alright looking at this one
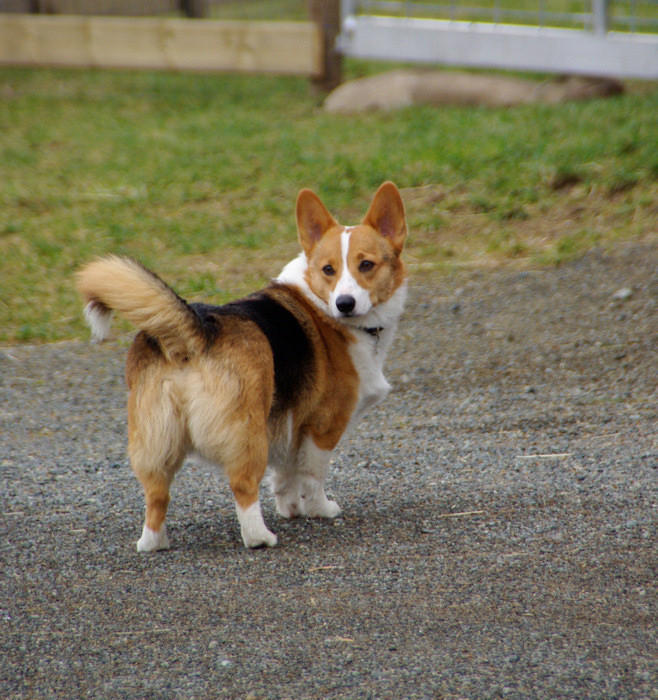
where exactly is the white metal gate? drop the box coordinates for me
[337,0,658,78]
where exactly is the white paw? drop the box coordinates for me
[299,480,341,518]
[242,527,278,549]
[275,494,301,519]
[136,524,170,552]
[236,501,278,549]
[306,498,342,519]
[276,491,341,519]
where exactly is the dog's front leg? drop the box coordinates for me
[273,436,341,519]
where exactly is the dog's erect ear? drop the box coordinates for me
[362,181,407,253]
[296,188,339,255]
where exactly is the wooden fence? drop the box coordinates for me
[0,1,192,15]
[0,1,342,81]
[0,13,323,76]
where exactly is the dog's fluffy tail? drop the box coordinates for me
[76,256,204,361]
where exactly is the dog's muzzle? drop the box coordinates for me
[335,295,356,315]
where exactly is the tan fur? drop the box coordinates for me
[298,181,407,309]
[76,256,204,362]
[125,316,276,521]
[119,284,358,538]
[77,183,406,551]
[265,285,359,451]
[361,181,407,254]
[346,225,407,305]
[296,189,339,253]
[302,225,347,305]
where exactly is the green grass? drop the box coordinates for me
[208,0,658,31]
[0,65,656,343]
[345,0,658,31]
[210,0,308,21]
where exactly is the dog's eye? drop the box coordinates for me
[358,260,375,273]
[322,264,335,276]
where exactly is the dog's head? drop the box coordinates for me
[296,182,407,320]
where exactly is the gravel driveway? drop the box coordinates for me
[1,242,656,699]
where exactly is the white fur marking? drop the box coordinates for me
[344,281,408,424]
[136,523,170,552]
[236,501,278,548]
[83,302,113,342]
[328,230,372,318]
[272,437,341,519]
[276,253,330,315]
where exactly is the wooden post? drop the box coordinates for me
[308,0,342,92]
[180,0,207,18]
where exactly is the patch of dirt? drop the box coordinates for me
[1,239,656,699]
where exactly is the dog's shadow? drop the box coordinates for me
[163,494,446,556]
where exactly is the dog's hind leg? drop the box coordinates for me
[128,379,186,552]
[135,471,176,552]
[228,434,278,549]
[185,350,278,549]
[190,407,277,549]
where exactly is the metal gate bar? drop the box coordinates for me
[338,0,658,77]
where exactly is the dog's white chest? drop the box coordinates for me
[349,330,393,420]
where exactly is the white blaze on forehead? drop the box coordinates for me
[328,227,372,317]
[340,230,351,277]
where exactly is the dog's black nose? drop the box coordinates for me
[336,295,356,314]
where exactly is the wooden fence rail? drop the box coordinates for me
[0,14,323,76]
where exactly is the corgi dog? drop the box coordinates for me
[76,182,407,552]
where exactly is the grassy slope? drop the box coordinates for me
[0,66,656,343]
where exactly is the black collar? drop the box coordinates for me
[359,326,384,338]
